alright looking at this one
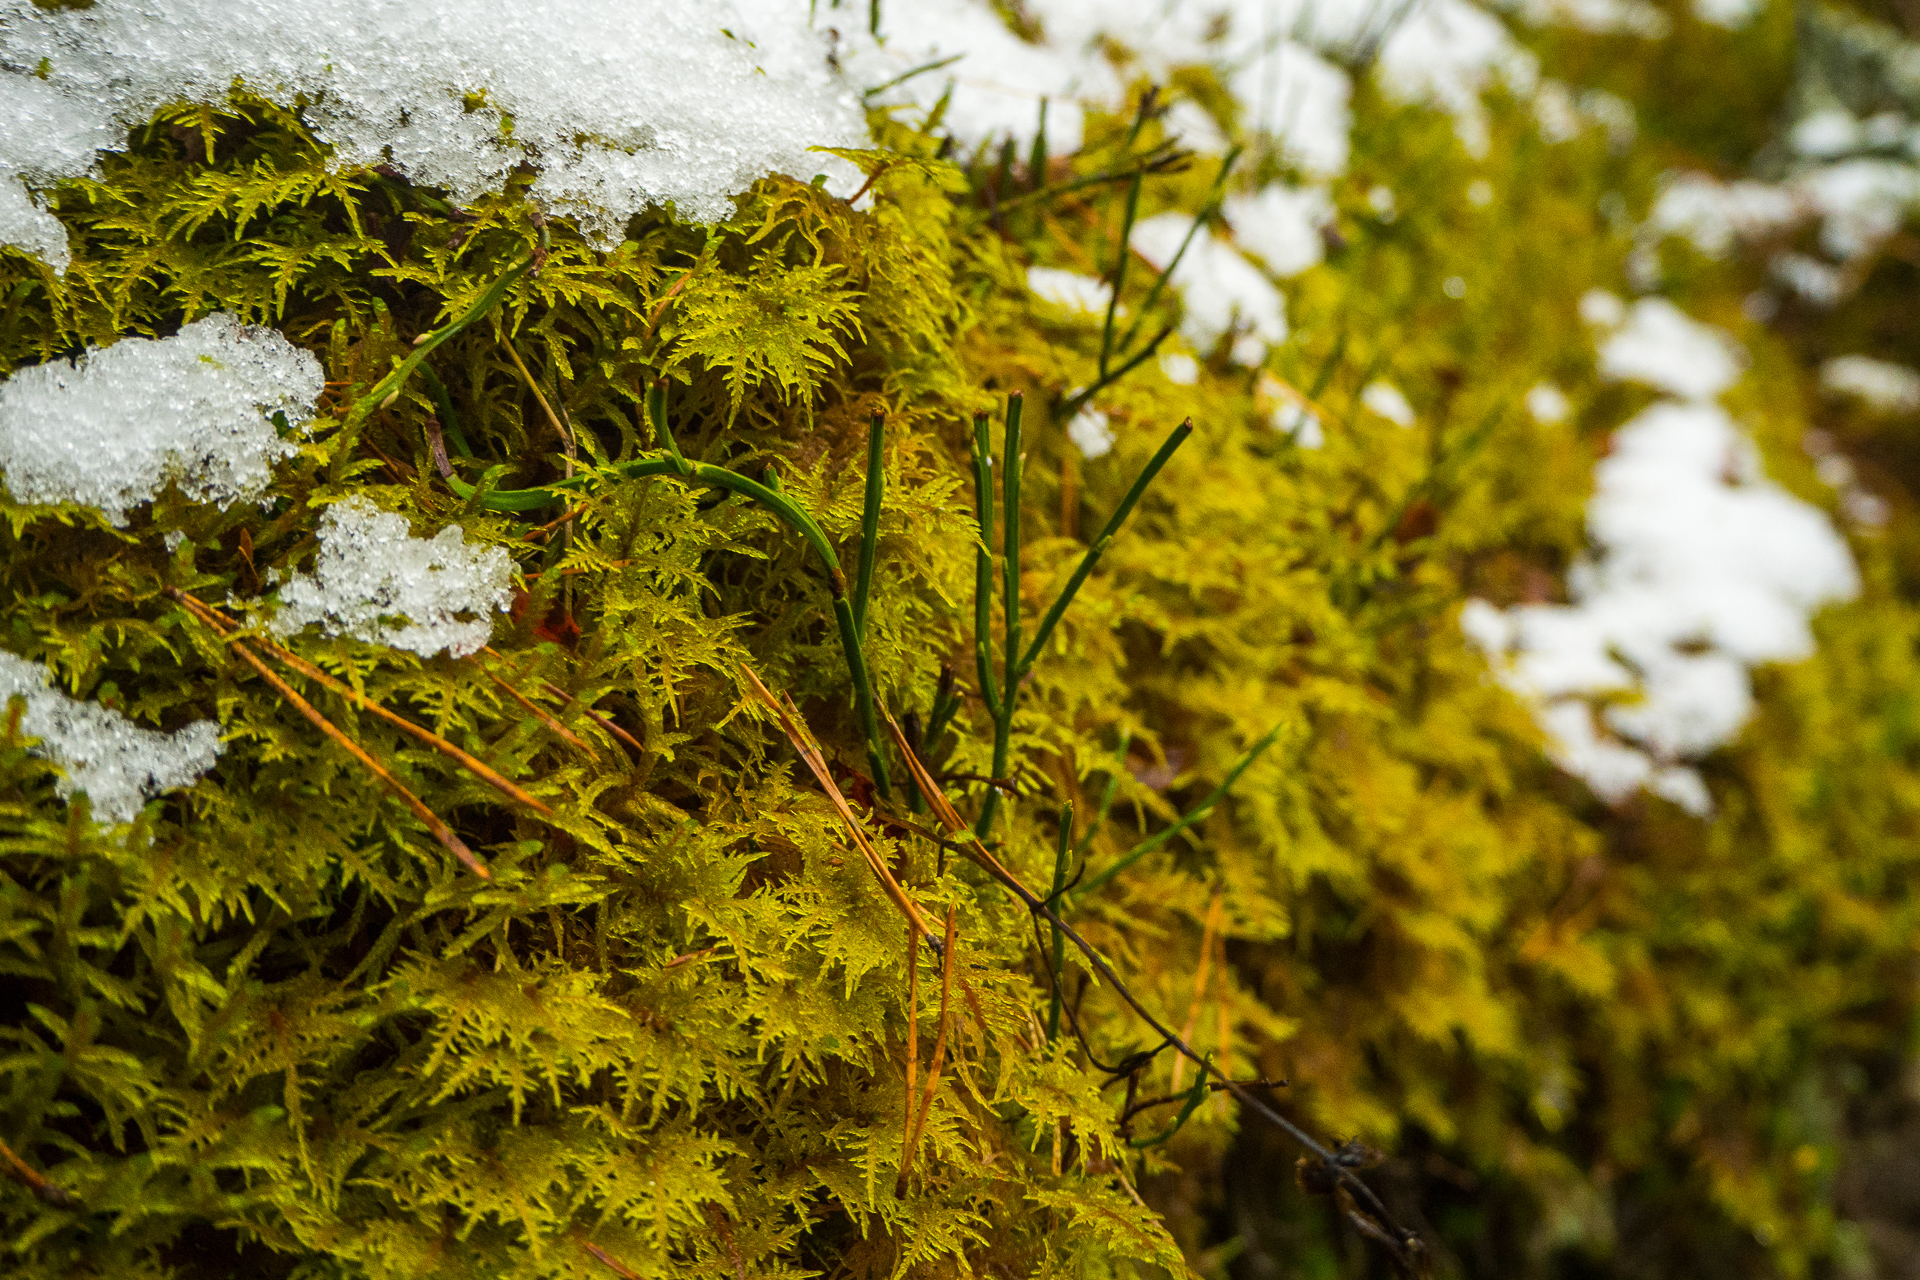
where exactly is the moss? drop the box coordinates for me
[0,32,1916,1280]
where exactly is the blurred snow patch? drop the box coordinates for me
[1067,408,1114,459]
[1592,296,1742,401]
[1225,184,1334,278]
[0,650,222,824]
[1362,381,1415,427]
[1133,214,1287,365]
[272,498,514,659]
[1027,267,1113,314]
[1822,355,1920,415]
[1526,382,1571,424]
[0,312,321,525]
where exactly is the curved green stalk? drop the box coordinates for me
[1074,722,1283,899]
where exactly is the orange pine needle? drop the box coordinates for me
[901,918,920,1194]
[474,650,596,755]
[172,591,552,817]
[1171,889,1224,1093]
[191,604,490,879]
[738,665,941,947]
[898,903,958,1196]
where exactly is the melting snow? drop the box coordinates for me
[0,650,222,824]
[1466,302,1858,814]
[1132,214,1287,366]
[1027,266,1113,314]
[0,312,322,525]
[271,498,513,659]
[0,0,868,269]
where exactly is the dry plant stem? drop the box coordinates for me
[474,649,596,755]
[738,665,940,949]
[0,1137,78,1209]
[897,903,957,1196]
[171,592,490,879]
[579,1240,641,1279]
[901,920,920,1191]
[172,592,552,816]
[881,714,1423,1271]
[537,679,644,755]
[1170,889,1224,1093]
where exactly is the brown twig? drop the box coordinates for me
[738,665,942,948]
[172,591,551,817]
[170,589,490,879]
[898,902,957,1196]
[474,649,596,755]
[579,1240,641,1279]
[0,1137,80,1209]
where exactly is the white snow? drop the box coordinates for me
[1224,184,1334,278]
[1648,174,1803,258]
[1822,355,1920,415]
[271,498,513,659]
[1362,381,1416,427]
[1527,383,1572,425]
[1159,353,1201,386]
[0,0,868,269]
[1027,266,1113,314]
[1067,407,1115,459]
[1467,298,1859,815]
[0,650,222,824]
[0,312,322,525]
[1132,213,1287,366]
[1591,295,1742,401]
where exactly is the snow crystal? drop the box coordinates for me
[0,0,868,269]
[0,650,221,824]
[1027,266,1113,314]
[0,312,322,525]
[1132,214,1287,366]
[1822,355,1920,415]
[1225,184,1334,279]
[1067,407,1115,459]
[271,498,513,659]
[1592,296,1742,401]
[1362,382,1416,427]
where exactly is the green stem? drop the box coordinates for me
[1075,723,1283,899]
[1018,419,1192,678]
[1113,147,1241,358]
[1098,175,1142,380]
[855,412,884,640]
[1073,729,1131,860]
[1056,321,1178,423]
[333,255,533,479]
[977,394,1022,838]
[971,414,1000,722]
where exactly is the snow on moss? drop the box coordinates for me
[1822,354,1920,415]
[1026,266,1113,314]
[0,651,222,824]
[0,0,867,269]
[1132,213,1287,366]
[1466,303,1859,814]
[270,498,513,659]
[0,312,322,525]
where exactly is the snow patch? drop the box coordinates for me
[271,498,514,659]
[0,0,868,269]
[0,313,322,525]
[1822,355,1920,415]
[1132,213,1287,366]
[0,650,222,824]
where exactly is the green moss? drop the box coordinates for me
[0,39,1916,1280]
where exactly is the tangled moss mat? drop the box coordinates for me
[1,33,1918,1280]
